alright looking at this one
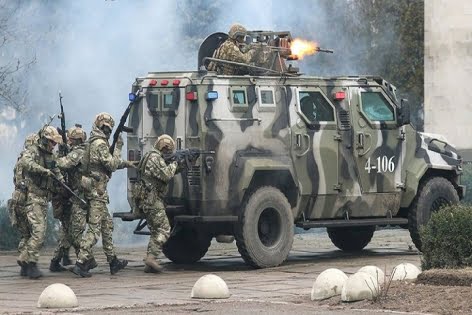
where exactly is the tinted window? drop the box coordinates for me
[361,92,394,121]
[147,94,159,113]
[163,93,173,109]
[260,90,274,105]
[233,90,246,105]
[299,91,335,122]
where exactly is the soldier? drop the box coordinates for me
[49,125,87,272]
[133,134,178,273]
[207,23,258,75]
[8,133,39,277]
[71,112,134,277]
[16,126,63,279]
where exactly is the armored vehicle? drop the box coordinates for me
[115,31,465,268]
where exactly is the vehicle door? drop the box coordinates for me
[290,87,339,219]
[349,86,403,214]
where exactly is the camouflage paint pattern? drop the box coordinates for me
[143,201,171,258]
[10,134,38,261]
[77,199,116,263]
[51,197,72,260]
[127,73,462,228]
[207,39,255,75]
[77,125,126,264]
[54,142,87,258]
[16,142,62,263]
[133,148,177,257]
[69,203,87,251]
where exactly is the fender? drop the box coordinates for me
[231,156,298,209]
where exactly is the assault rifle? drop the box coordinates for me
[58,92,68,156]
[163,149,215,170]
[51,176,88,208]
[110,90,142,155]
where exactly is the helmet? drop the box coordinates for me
[94,112,115,130]
[155,134,175,152]
[41,125,63,144]
[67,125,87,142]
[24,133,39,148]
[228,23,247,40]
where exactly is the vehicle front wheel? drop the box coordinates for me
[408,176,459,251]
[235,186,294,268]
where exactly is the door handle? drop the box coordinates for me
[357,132,372,156]
[176,137,182,150]
[296,134,311,157]
[358,133,364,148]
[296,134,302,147]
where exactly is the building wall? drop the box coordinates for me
[425,0,472,158]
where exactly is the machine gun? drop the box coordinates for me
[110,90,141,155]
[204,30,333,76]
[163,149,215,170]
[58,92,68,156]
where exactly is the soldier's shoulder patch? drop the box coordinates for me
[71,152,78,160]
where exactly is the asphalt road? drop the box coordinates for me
[0,229,421,314]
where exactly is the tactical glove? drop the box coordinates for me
[124,160,139,169]
[116,134,124,150]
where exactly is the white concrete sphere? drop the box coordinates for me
[357,265,385,285]
[341,272,380,302]
[391,263,421,281]
[37,283,78,308]
[191,274,230,299]
[311,268,348,301]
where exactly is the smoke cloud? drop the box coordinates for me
[0,0,402,211]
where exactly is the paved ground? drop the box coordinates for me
[0,229,421,314]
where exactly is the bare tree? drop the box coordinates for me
[0,0,36,113]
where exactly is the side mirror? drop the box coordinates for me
[398,99,411,126]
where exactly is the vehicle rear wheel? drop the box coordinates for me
[327,226,375,251]
[235,186,294,268]
[408,176,459,251]
[162,227,212,264]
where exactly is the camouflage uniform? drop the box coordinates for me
[208,23,256,75]
[134,134,178,273]
[8,133,39,276]
[50,125,87,271]
[72,112,131,277]
[16,126,63,279]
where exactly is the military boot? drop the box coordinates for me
[27,262,43,279]
[144,255,162,273]
[49,258,67,272]
[144,265,160,273]
[109,256,128,275]
[70,261,91,278]
[86,257,98,270]
[62,252,73,266]
[17,260,27,277]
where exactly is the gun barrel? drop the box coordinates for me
[316,47,334,53]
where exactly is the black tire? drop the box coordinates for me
[162,228,212,264]
[408,176,459,251]
[327,226,375,251]
[235,186,294,268]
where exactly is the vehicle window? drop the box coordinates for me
[233,90,247,105]
[147,93,159,113]
[260,90,274,105]
[299,91,335,122]
[361,92,394,121]
[163,93,173,109]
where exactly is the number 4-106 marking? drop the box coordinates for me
[365,156,395,174]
